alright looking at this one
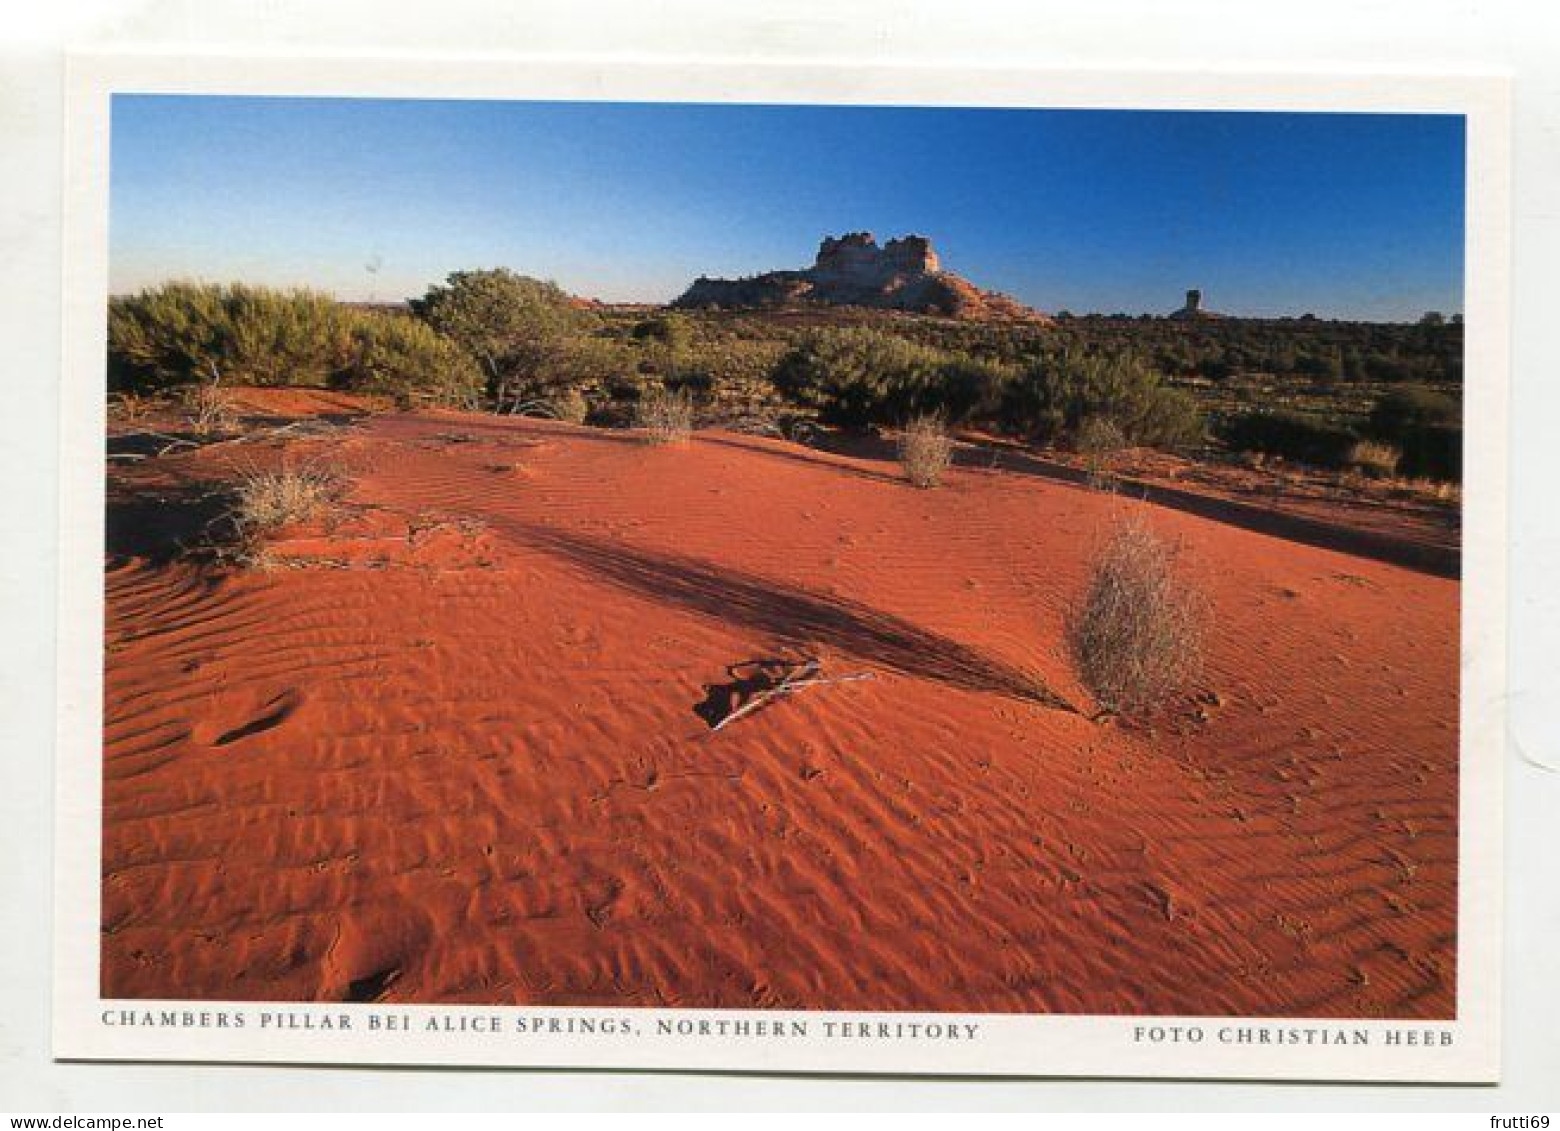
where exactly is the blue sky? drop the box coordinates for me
[110,96,1465,321]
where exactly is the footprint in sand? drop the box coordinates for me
[193,688,303,747]
[320,915,421,1004]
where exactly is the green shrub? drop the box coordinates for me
[109,282,350,390]
[411,268,595,410]
[1002,349,1203,450]
[545,387,590,424]
[771,327,1014,428]
[1367,387,1459,440]
[1396,423,1462,481]
[340,313,483,407]
[504,335,640,413]
[772,328,945,426]
[1221,410,1358,468]
[933,355,1013,424]
[1361,351,1427,383]
[1293,351,1343,381]
[1366,387,1462,482]
[630,313,694,354]
[108,283,483,408]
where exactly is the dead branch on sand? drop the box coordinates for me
[110,418,354,462]
[710,657,874,733]
[108,436,190,462]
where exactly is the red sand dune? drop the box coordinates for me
[103,396,1458,1017]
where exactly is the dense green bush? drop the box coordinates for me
[1221,410,1359,468]
[1367,386,1459,439]
[771,328,951,426]
[1293,351,1343,381]
[109,276,1463,466]
[878,311,1461,389]
[411,268,596,410]
[1395,424,1462,481]
[1356,350,1457,384]
[340,313,484,407]
[1002,349,1203,449]
[934,355,1013,424]
[109,282,349,390]
[545,336,641,388]
[671,339,787,392]
[1360,385,1453,477]
[772,331,1198,448]
[630,313,694,354]
[108,282,483,406]
[1366,387,1462,481]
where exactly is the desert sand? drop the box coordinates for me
[102,391,1458,1017]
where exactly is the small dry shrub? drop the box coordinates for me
[1069,510,1207,715]
[1075,416,1127,490]
[231,462,343,542]
[182,381,238,436]
[547,387,590,425]
[635,386,695,445]
[898,415,954,488]
[1392,476,1462,506]
[1348,439,1401,479]
[1074,416,1127,458]
[108,391,155,424]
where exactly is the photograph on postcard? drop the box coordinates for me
[55,63,1507,1079]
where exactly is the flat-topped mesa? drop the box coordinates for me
[813,232,940,280]
[673,232,1046,322]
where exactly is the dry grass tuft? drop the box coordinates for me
[231,462,343,543]
[108,391,155,424]
[898,415,955,488]
[635,386,696,445]
[182,381,239,436]
[1347,440,1401,479]
[1391,476,1462,506]
[1068,510,1207,715]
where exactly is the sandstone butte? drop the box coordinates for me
[672,232,1051,322]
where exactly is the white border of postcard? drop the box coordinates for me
[55,52,1510,1082]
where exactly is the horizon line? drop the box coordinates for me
[106,275,1465,326]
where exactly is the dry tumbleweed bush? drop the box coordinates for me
[231,462,343,539]
[635,386,696,445]
[1068,510,1207,715]
[182,381,239,436]
[1347,439,1401,479]
[898,415,955,488]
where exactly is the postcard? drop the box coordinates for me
[55,52,1509,1081]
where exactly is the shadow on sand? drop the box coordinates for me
[512,523,1079,713]
[696,433,904,486]
[106,479,232,565]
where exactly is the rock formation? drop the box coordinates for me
[673,232,1047,321]
[1169,288,1223,320]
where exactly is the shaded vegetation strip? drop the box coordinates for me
[963,442,1460,581]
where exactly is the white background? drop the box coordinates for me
[2,0,1557,1113]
